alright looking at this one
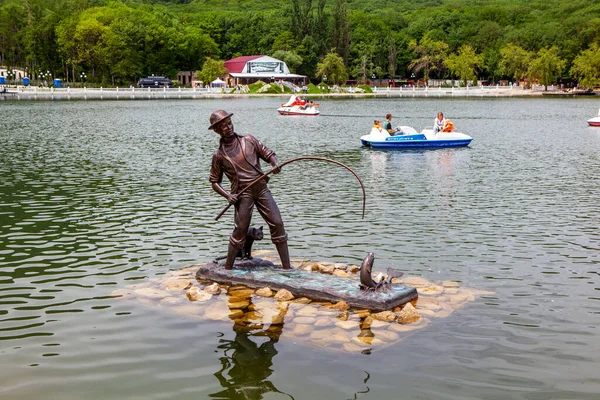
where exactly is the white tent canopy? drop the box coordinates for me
[210,78,226,88]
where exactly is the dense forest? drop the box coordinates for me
[1,0,599,87]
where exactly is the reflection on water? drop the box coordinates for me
[348,372,371,399]
[211,297,293,400]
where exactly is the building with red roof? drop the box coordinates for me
[223,55,306,87]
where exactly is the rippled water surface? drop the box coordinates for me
[1,97,599,399]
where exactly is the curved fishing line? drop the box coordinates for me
[215,156,366,221]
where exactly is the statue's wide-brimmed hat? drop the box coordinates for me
[208,110,234,130]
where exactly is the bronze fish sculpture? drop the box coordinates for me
[359,252,403,292]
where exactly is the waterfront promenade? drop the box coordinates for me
[0,84,563,100]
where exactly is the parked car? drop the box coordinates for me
[137,76,173,88]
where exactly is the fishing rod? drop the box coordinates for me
[215,156,366,221]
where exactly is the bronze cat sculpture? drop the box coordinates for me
[215,226,263,262]
[359,252,404,292]
[239,226,263,259]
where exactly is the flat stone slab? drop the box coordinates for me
[196,259,418,311]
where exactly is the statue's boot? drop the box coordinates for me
[224,243,240,270]
[275,242,291,270]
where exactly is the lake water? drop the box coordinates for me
[1,96,599,399]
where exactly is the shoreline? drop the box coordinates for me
[1,86,597,101]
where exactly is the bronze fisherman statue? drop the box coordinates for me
[200,116,416,310]
[208,110,291,270]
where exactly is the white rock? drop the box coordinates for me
[274,289,295,301]
[317,264,334,274]
[335,320,358,330]
[370,319,389,328]
[161,278,193,291]
[314,317,333,327]
[396,303,421,324]
[186,287,212,302]
[295,305,319,316]
[418,285,445,295]
[203,283,221,295]
[330,301,349,311]
[294,316,316,325]
[292,324,312,336]
[372,311,396,322]
[333,270,352,278]
[135,287,170,299]
[400,276,430,287]
[347,265,361,274]
[255,287,273,297]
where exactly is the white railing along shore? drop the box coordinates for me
[1,84,566,100]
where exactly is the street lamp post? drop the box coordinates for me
[372,73,376,86]
[39,71,50,86]
[323,74,327,92]
[80,72,86,86]
[42,71,51,87]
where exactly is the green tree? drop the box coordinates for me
[528,46,565,91]
[331,0,350,64]
[499,43,531,85]
[271,31,297,52]
[271,50,303,73]
[315,51,347,85]
[196,57,227,85]
[176,25,219,72]
[0,0,27,66]
[409,36,448,86]
[73,16,109,80]
[445,44,483,86]
[56,16,79,83]
[291,0,312,40]
[482,47,501,84]
[312,0,328,56]
[348,12,389,82]
[386,34,399,81]
[20,0,67,79]
[350,41,375,84]
[296,35,319,79]
[571,43,600,89]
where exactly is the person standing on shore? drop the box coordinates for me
[208,110,291,270]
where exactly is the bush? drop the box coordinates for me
[246,82,286,94]
[248,81,267,92]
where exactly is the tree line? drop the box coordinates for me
[1,0,599,88]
